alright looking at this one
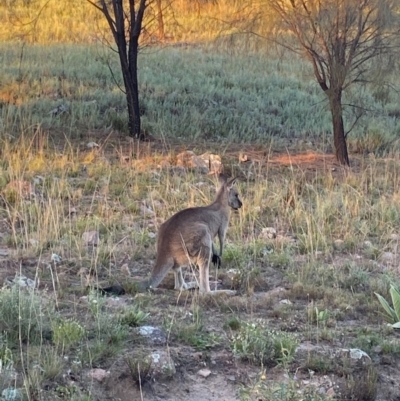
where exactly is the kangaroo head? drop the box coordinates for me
[225,177,242,210]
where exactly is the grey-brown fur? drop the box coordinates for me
[144,175,242,293]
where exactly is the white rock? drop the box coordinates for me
[137,326,167,345]
[1,388,23,401]
[51,253,62,263]
[150,351,176,379]
[86,142,99,149]
[349,348,371,360]
[197,368,211,378]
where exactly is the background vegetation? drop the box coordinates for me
[1,1,400,400]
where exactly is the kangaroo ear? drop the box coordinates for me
[227,177,238,188]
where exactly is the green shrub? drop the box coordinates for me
[231,320,298,366]
[52,318,85,351]
[119,306,150,327]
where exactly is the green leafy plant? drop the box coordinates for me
[231,320,298,366]
[375,285,400,327]
[52,318,86,351]
[119,305,150,327]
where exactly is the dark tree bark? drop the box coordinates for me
[87,0,147,140]
[329,91,349,166]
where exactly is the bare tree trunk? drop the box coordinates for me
[128,41,142,139]
[116,41,142,140]
[88,0,146,140]
[329,91,349,166]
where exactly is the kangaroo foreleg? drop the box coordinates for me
[211,243,221,268]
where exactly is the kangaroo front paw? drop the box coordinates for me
[212,254,221,268]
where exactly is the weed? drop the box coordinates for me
[231,320,298,366]
[176,325,221,351]
[119,305,150,327]
[239,371,330,401]
[224,316,241,331]
[375,284,400,327]
[126,351,153,385]
[52,318,86,352]
[0,286,52,346]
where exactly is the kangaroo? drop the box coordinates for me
[143,174,242,293]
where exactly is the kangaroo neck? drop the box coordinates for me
[210,189,230,214]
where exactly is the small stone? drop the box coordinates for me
[51,253,62,263]
[13,275,28,287]
[26,278,36,288]
[120,263,131,276]
[279,299,292,305]
[86,142,100,149]
[349,348,371,360]
[82,230,100,246]
[137,326,167,345]
[0,248,9,256]
[259,227,277,240]
[148,232,156,239]
[199,152,223,174]
[363,240,373,248]
[176,150,221,174]
[197,368,211,378]
[150,351,176,379]
[105,297,128,308]
[227,375,236,381]
[88,368,109,382]
[333,239,345,250]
